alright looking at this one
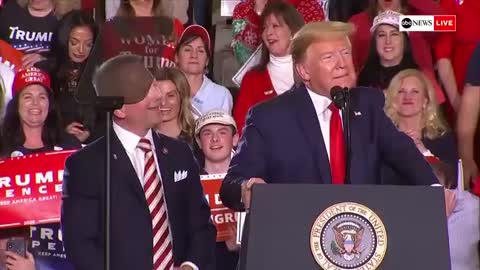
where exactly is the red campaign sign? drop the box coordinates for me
[200,174,236,242]
[0,150,75,229]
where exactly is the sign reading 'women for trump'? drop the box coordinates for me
[0,150,75,229]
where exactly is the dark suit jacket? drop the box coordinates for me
[220,84,438,211]
[382,132,458,186]
[61,131,216,270]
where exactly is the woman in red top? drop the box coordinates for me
[434,0,480,94]
[233,1,304,135]
[231,0,324,65]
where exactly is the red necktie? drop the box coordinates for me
[328,103,346,184]
[137,138,174,270]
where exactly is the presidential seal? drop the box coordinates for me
[310,202,387,270]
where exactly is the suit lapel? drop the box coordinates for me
[111,131,147,205]
[293,85,331,184]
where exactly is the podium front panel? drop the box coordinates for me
[242,184,450,270]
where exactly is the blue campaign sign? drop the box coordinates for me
[30,223,73,270]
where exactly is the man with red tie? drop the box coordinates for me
[61,55,216,270]
[220,21,440,211]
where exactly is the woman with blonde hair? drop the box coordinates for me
[154,67,195,145]
[383,68,458,185]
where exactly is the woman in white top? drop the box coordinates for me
[175,24,233,119]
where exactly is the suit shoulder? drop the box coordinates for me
[352,86,385,107]
[66,136,105,165]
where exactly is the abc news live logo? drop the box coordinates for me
[400,15,456,32]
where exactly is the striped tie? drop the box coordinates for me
[137,138,174,270]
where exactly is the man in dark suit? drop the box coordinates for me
[220,21,442,211]
[61,55,216,270]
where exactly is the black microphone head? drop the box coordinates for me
[330,86,346,109]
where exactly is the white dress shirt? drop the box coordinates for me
[306,87,338,161]
[112,122,199,270]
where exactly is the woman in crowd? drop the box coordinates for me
[233,1,304,135]
[176,25,233,118]
[433,0,480,121]
[349,0,444,72]
[101,0,184,70]
[0,68,80,158]
[434,0,480,95]
[54,10,97,143]
[357,10,445,104]
[154,67,195,146]
[231,0,324,65]
[383,69,457,185]
[0,0,74,71]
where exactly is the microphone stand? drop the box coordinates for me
[94,96,124,270]
[341,88,352,184]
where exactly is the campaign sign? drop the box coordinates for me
[201,174,237,242]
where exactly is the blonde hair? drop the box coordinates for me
[154,67,195,143]
[384,69,449,139]
[20,0,79,18]
[291,21,355,65]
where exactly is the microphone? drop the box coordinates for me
[330,86,348,109]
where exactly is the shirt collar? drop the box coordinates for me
[306,86,333,115]
[113,121,155,154]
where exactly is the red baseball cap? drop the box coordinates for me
[178,25,211,52]
[12,67,52,96]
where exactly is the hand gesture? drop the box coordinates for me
[66,122,90,143]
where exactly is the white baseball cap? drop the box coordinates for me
[370,10,402,33]
[195,110,237,136]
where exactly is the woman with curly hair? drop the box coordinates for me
[382,69,458,185]
[154,67,195,146]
